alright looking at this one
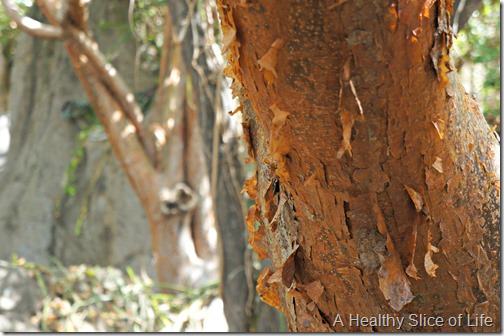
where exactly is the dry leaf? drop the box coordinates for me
[432,119,445,140]
[258,39,284,85]
[424,242,440,277]
[229,105,242,116]
[432,157,444,173]
[404,185,424,212]
[303,280,324,303]
[257,268,282,310]
[219,7,242,98]
[282,247,298,288]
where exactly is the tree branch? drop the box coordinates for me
[1,0,63,39]
[64,38,157,201]
[150,7,176,118]
[453,0,483,32]
[66,27,150,149]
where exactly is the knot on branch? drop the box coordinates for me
[159,182,198,216]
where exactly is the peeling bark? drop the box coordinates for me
[218,0,500,332]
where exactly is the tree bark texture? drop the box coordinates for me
[218,0,500,332]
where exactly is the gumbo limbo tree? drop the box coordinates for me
[3,0,499,332]
[217,0,500,332]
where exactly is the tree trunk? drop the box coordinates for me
[167,0,253,329]
[218,0,500,332]
[0,1,155,271]
[0,44,7,114]
[0,0,221,286]
[453,0,483,32]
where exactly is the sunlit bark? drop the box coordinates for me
[218,0,500,332]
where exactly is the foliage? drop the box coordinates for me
[128,0,167,74]
[10,256,219,332]
[454,0,500,124]
[0,1,33,59]
[60,100,99,201]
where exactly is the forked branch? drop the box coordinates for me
[2,0,156,164]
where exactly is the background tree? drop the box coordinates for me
[0,0,224,284]
[217,0,500,332]
[0,0,285,331]
[0,0,154,270]
[454,0,500,130]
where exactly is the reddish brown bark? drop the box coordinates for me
[219,0,499,332]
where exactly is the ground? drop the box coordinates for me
[0,258,228,332]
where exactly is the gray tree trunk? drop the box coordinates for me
[167,1,284,330]
[0,44,7,115]
[0,1,154,272]
[166,1,251,330]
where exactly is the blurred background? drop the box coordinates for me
[0,0,499,332]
